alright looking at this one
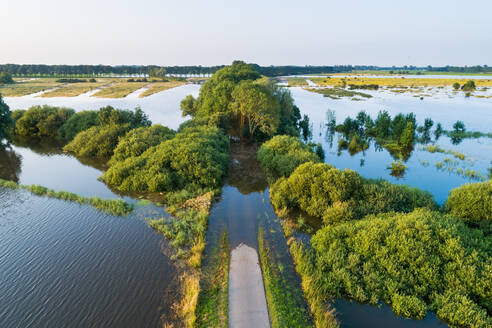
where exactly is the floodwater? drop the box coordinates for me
[0,140,179,328]
[4,83,201,130]
[290,87,492,204]
[1,81,487,327]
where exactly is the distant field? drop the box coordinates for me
[328,70,492,77]
[39,82,109,97]
[139,81,187,97]
[310,77,492,88]
[287,77,308,87]
[0,79,62,97]
[92,82,148,98]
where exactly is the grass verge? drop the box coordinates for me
[195,229,230,328]
[40,82,108,97]
[139,81,187,97]
[92,82,148,98]
[258,227,314,328]
[0,178,133,216]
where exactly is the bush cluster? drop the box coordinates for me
[445,181,491,223]
[13,105,75,137]
[307,208,491,327]
[257,135,321,180]
[271,162,435,224]
[102,126,229,193]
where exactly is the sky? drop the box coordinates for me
[1,0,491,67]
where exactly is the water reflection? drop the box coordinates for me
[0,146,22,182]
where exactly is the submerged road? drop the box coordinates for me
[229,243,270,328]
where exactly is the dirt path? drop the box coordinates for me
[229,243,270,328]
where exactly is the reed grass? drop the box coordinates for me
[40,82,108,97]
[92,82,148,98]
[0,178,133,216]
[0,79,62,97]
[139,81,187,97]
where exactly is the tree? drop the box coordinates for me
[453,120,466,134]
[461,80,476,91]
[453,82,460,90]
[180,95,197,117]
[148,67,167,79]
[399,121,415,149]
[0,72,14,84]
[0,95,14,145]
[230,81,280,138]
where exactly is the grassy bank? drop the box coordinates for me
[287,77,308,87]
[0,79,62,97]
[0,178,133,216]
[139,81,187,97]
[195,229,230,328]
[92,82,148,98]
[40,82,109,97]
[258,227,314,328]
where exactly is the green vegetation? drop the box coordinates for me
[387,160,407,178]
[348,83,379,90]
[306,208,491,327]
[257,135,322,180]
[13,105,75,137]
[461,80,476,91]
[0,95,14,144]
[445,181,491,223]
[92,82,148,98]
[287,77,308,87]
[63,106,151,158]
[102,126,229,193]
[0,78,62,97]
[195,230,230,328]
[0,72,14,84]
[40,81,107,97]
[271,162,436,225]
[55,78,87,83]
[57,110,99,141]
[109,124,175,163]
[306,87,371,99]
[0,178,132,216]
[422,144,466,160]
[258,227,313,328]
[180,61,301,140]
[138,81,186,97]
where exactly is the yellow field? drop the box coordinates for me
[139,81,187,97]
[92,82,148,98]
[310,77,492,88]
[0,79,62,97]
[39,82,110,97]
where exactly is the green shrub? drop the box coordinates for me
[102,126,229,193]
[257,135,321,180]
[0,95,14,143]
[0,72,14,84]
[110,124,175,163]
[57,110,99,141]
[14,105,75,137]
[271,162,436,224]
[445,181,491,222]
[63,124,130,158]
[308,208,491,327]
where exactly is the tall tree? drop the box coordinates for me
[0,95,14,145]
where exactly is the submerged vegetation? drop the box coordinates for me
[0,178,132,216]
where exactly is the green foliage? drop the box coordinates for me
[180,61,300,140]
[0,72,14,84]
[0,178,132,216]
[258,227,313,328]
[461,80,476,91]
[453,82,461,90]
[55,78,86,83]
[230,80,280,138]
[257,135,321,181]
[102,126,229,193]
[308,208,491,327]
[57,110,99,141]
[445,181,491,223]
[63,124,130,158]
[14,105,75,137]
[271,162,435,224]
[97,106,151,128]
[0,95,14,144]
[110,124,175,163]
[387,160,407,178]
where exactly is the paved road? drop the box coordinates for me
[228,243,270,328]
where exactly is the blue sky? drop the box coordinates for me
[1,0,491,66]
